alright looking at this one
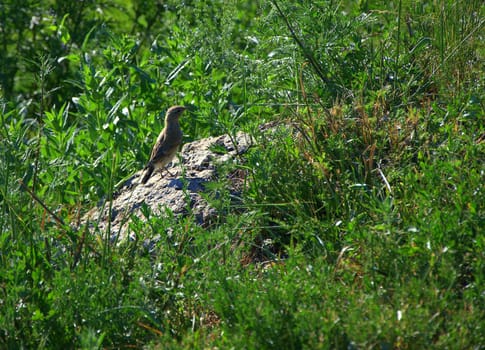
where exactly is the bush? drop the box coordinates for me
[1,0,483,348]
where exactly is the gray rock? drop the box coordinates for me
[81,132,253,242]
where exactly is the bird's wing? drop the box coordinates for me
[150,131,166,160]
[151,142,178,163]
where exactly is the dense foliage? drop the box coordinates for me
[1,0,483,348]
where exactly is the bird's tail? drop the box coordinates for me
[141,165,154,184]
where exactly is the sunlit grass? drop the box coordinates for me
[0,0,483,348]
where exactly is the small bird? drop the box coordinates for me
[141,105,186,184]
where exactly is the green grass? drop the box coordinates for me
[1,0,484,348]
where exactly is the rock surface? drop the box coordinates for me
[82,132,252,241]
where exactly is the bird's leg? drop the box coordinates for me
[159,167,175,177]
[165,168,175,177]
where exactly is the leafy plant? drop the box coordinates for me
[0,0,483,348]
